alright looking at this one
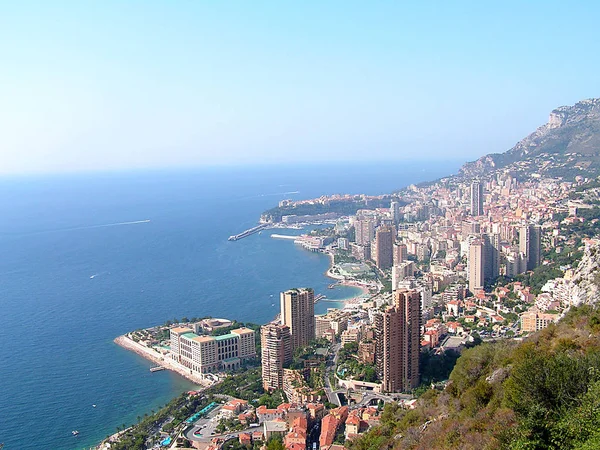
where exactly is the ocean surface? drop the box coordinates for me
[0,161,459,449]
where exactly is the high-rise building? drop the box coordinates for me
[519,224,541,271]
[373,312,384,380]
[280,288,315,350]
[393,243,408,265]
[470,180,484,216]
[376,289,421,392]
[391,261,415,290]
[390,201,401,225]
[462,220,481,238]
[468,239,485,291]
[355,219,375,246]
[261,323,292,391]
[337,237,349,251]
[374,226,394,270]
[529,225,541,270]
[483,233,501,281]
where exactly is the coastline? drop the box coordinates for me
[323,249,373,298]
[114,335,211,387]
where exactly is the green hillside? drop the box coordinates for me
[349,305,600,450]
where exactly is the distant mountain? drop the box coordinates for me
[460,98,600,179]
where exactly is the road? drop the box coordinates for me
[323,343,342,406]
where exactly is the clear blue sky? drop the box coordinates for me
[1,1,599,174]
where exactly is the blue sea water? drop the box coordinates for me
[0,162,459,449]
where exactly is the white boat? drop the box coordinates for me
[72,430,79,436]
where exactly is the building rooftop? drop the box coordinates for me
[231,327,255,335]
[214,333,237,341]
[264,421,288,432]
[192,335,215,343]
[171,327,193,334]
[181,332,198,339]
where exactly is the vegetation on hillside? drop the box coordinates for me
[262,197,398,222]
[348,304,600,450]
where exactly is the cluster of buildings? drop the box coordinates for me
[162,170,600,449]
[261,288,315,392]
[260,285,423,395]
[234,402,380,450]
[330,173,589,340]
[347,178,543,293]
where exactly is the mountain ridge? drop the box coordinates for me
[459,98,600,179]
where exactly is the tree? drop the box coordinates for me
[266,435,284,450]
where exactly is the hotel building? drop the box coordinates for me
[170,326,256,374]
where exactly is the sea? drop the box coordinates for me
[0,161,459,450]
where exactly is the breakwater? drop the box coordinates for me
[228,223,269,241]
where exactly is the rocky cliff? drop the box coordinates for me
[460,98,600,179]
[567,243,600,307]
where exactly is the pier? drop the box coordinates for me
[314,294,326,303]
[270,234,298,240]
[228,223,269,241]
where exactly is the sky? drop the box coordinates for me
[0,1,599,174]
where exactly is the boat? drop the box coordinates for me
[150,366,166,372]
[92,404,97,408]
[72,430,79,436]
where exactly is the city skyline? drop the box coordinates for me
[1,2,600,174]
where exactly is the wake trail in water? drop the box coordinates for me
[11,220,152,237]
[237,191,300,201]
[71,220,151,231]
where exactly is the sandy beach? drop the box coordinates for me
[324,250,374,298]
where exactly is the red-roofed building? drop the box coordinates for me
[284,416,308,450]
[361,407,378,421]
[423,329,440,347]
[252,431,264,442]
[330,406,349,423]
[256,405,284,423]
[319,414,339,448]
[344,412,367,440]
[238,411,255,425]
[306,403,326,422]
[446,299,461,317]
[238,433,252,446]
[446,321,464,334]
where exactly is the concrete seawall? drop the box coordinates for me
[114,335,210,386]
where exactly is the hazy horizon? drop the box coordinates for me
[1,1,599,174]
